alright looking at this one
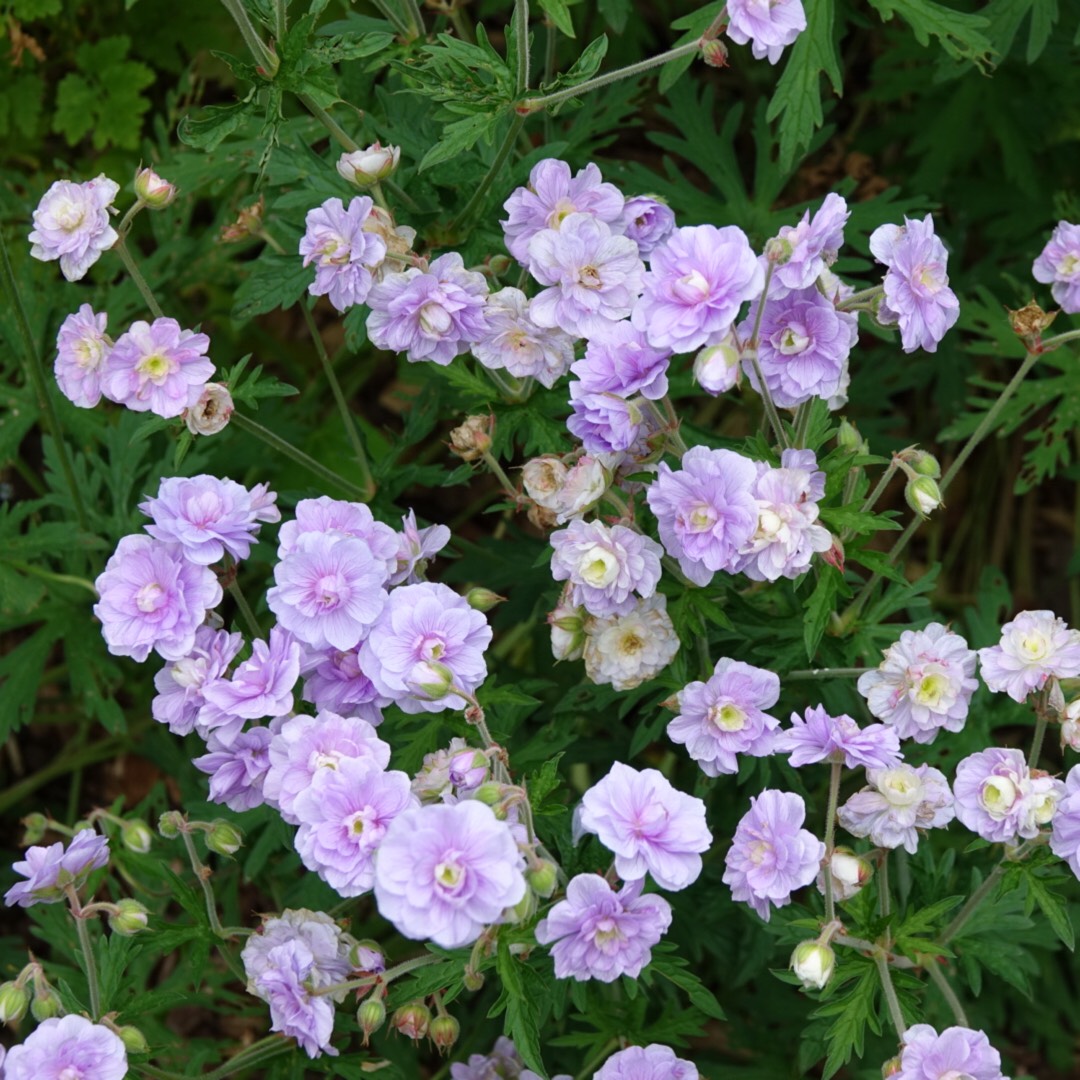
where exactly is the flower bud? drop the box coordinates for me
[764,236,793,265]
[121,819,154,855]
[817,846,873,901]
[548,603,586,662]
[392,1001,431,1040]
[184,383,234,436]
[157,811,184,838]
[905,475,944,518]
[1062,698,1080,751]
[1046,677,1066,720]
[554,455,608,522]
[466,587,505,612]
[522,455,569,510]
[220,196,265,243]
[693,333,741,396]
[821,534,845,573]
[205,820,243,857]
[21,812,48,844]
[430,1014,460,1054]
[336,143,400,187]
[488,254,513,276]
[406,659,455,701]
[527,859,558,899]
[350,940,385,973]
[0,980,29,1023]
[134,166,177,209]
[473,781,504,806]
[836,418,866,454]
[790,940,835,990]
[449,415,493,462]
[881,1056,903,1077]
[117,1024,149,1054]
[358,996,387,1044]
[449,748,489,791]
[903,449,941,478]
[699,36,728,67]
[510,889,538,923]
[30,984,61,1021]
[109,898,150,936]
[463,968,485,991]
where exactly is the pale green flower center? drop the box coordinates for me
[879,768,923,807]
[709,702,746,732]
[913,671,950,707]
[135,582,165,613]
[580,545,618,588]
[688,502,717,532]
[547,198,576,228]
[1060,254,1079,277]
[1032,792,1059,825]
[419,302,452,336]
[1018,631,1050,662]
[980,776,1018,817]
[54,197,86,232]
[434,860,464,888]
[74,337,105,370]
[136,352,172,382]
[777,327,810,355]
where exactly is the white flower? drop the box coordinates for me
[979,610,1080,703]
[583,594,679,691]
[336,144,400,187]
[837,763,954,854]
[523,456,569,510]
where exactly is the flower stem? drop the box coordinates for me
[878,850,891,921]
[218,0,280,75]
[792,401,812,449]
[300,304,376,500]
[1028,696,1050,767]
[272,0,287,41]
[230,412,369,498]
[574,1039,620,1080]
[835,284,884,312]
[1038,326,1080,352]
[448,114,526,232]
[298,94,360,152]
[179,829,227,939]
[743,264,790,451]
[874,948,907,1039]
[314,951,442,996]
[401,0,425,38]
[785,667,866,680]
[518,39,700,112]
[370,0,413,37]
[480,450,519,499]
[226,578,263,639]
[514,0,530,93]
[113,240,165,319]
[70,898,102,1019]
[0,228,90,533]
[823,761,842,923]
[922,958,969,1027]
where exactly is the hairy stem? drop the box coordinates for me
[226,578,263,639]
[823,761,842,923]
[923,958,969,1028]
[179,830,227,939]
[69,897,102,1019]
[1028,696,1050,767]
[448,114,526,231]
[298,94,360,152]
[314,951,442,996]
[743,264,790,450]
[113,240,166,319]
[874,948,907,1039]
[514,0,530,92]
[786,667,866,680]
[218,0,280,74]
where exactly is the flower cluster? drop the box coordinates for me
[953,747,1063,843]
[978,609,1080,703]
[4,829,110,908]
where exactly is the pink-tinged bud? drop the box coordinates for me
[700,37,728,67]
[184,383,234,436]
[449,415,494,461]
[555,455,609,522]
[0,980,29,1023]
[1046,677,1065,719]
[220,196,265,243]
[449,748,489,791]
[522,455,569,509]
[430,1014,460,1054]
[122,819,154,854]
[466,586,505,612]
[1062,698,1080,751]
[358,996,387,1044]
[817,846,873,900]
[765,236,793,265]
[790,940,835,990]
[406,659,455,700]
[205,819,243,857]
[134,166,177,209]
[881,1055,903,1077]
[336,143,400,187]
[109,898,150,936]
[392,1001,431,1040]
[350,940,385,972]
[693,333,740,396]
[822,534,845,573]
[905,475,943,517]
[21,812,48,844]
[488,254,513,276]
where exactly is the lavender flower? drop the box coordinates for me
[778,705,902,770]
[1050,764,1080,879]
[896,1024,1008,1080]
[94,535,222,662]
[54,304,112,408]
[3,1014,127,1080]
[367,253,488,365]
[202,626,301,721]
[722,789,823,921]
[594,1044,698,1080]
[621,196,676,258]
[726,0,807,62]
[451,1037,564,1080]
[267,532,388,651]
[101,317,214,418]
[858,623,978,743]
[535,874,672,982]
[472,287,576,388]
[294,757,417,896]
[567,383,656,455]
[668,658,781,776]
[193,727,273,812]
[277,496,399,578]
[571,322,671,400]
[953,747,1064,843]
[251,939,337,1057]
[583,594,680,691]
[299,195,387,311]
[528,213,645,340]
[978,609,1080,703]
[632,224,763,354]
[265,710,391,824]
[550,519,663,617]
[740,287,856,408]
[374,800,527,948]
[579,762,711,891]
[140,475,279,566]
[29,175,119,282]
[645,446,760,586]
[5,829,110,907]
[359,582,492,713]
[152,626,243,735]
[770,194,850,294]
[241,908,352,995]
[1033,220,1080,313]
[733,449,832,581]
[869,215,959,353]
[837,764,955,853]
[502,158,625,266]
[390,509,452,585]
[300,644,388,721]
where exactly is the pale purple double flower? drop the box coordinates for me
[549,519,663,617]
[620,195,676,257]
[472,286,577,388]
[3,1015,128,1080]
[152,625,243,735]
[193,726,273,812]
[978,609,1080,703]
[300,643,388,721]
[838,764,955,853]
[571,321,671,400]
[770,193,849,295]
[594,1044,698,1080]
[299,195,387,311]
[277,495,399,578]
[201,625,301,726]
[668,658,781,776]
[29,174,119,281]
[367,252,488,365]
[1050,764,1080,880]
[54,304,112,408]
[1033,220,1080,313]
[896,1024,1008,1080]
[390,509,452,585]
[778,704,902,770]
[5,828,110,907]
[567,381,659,455]
[726,0,807,64]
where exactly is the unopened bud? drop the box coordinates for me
[121,819,154,855]
[463,967,485,991]
[790,940,835,990]
[351,940,385,973]
[527,859,558,898]
[358,996,387,1044]
[764,236,793,265]
[336,143,400,187]
[109,898,150,936]
[205,820,243,857]
[882,1055,903,1077]
[134,166,177,209]
[21,812,48,844]
[392,1001,431,1041]
[1046,677,1066,720]
[474,781,504,806]
[902,449,941,478]
[1062,698,1080,751]
[822,534,845,573]
[449,415,493,461]
[693,333,741,396]
[449,748,489,791]
[0,981,29,1023]
[905,475,943,518]
[836,418,865,454]
[157,811,184,838]
[406,659,455,701]
[548,603,586,662]
[817,846,873,901]
[699,36,728,67]
[511,889,538,922]
[466,587,505,612]
[30,984,61,1021]
[430,1014,460,1054]
[220,196,265,243]
[184,383,234,436]
[488,254,513,276]
[117,1024,149,1054]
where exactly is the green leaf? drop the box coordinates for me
[420,112,502,172]
[527,752,566,811]
[538,0,576,37]
[867,0,995,68]
[11,0,62,18]
[493,936,546,1075]
[812,960,881,1079]
[178,95,258,151]
[645,953,726,1019]
[1026,0,1058,60]
[232,253,314,319]
[1023,871,1075,950]
[766,0,842,169]
[803,565,841,661]
[598,0,631,32]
